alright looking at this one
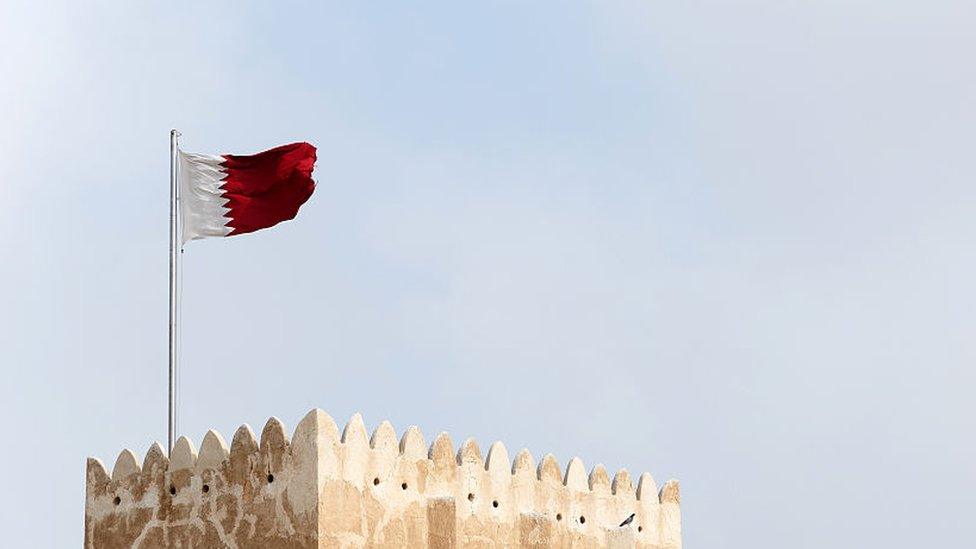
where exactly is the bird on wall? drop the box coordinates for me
[619,513,636,527]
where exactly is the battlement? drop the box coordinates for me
[85,409,681,548]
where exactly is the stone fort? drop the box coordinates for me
[85,408,681,548]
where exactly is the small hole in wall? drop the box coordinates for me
[401,482,408,490]
[113,496,121,506]
[373,477,380,486]
[638,526,643,533]
[202,484,210,494]
[169,486,176,496]
[556,513,562,521]
[467,493,475,502]
[492,500,499,508]
[267,474,275,483]
[579,516,586,524]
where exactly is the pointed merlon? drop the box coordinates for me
[660,479,680,504]
[485,441,510,478]
[168,436,197,472]
[370,420,398,454]
[537,454,562,484]
[457,438,483,466]
[143,442,169,474]
[86,457,110,487]
[291,409,339,475]
[398,425,426,458]
[112,449,141,481]
[637,472,659,502]
[230,424,258,457]
[612,469,633,496]
[197,430,229,471]
[260,417,289,455]
[228,425,259,482]
[428,432,455,467]
[293,409,340,450]
[564,457,588,491]
[341,413,369,447]
[588,464,611,493]
[512,448,535,475]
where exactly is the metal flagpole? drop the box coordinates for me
[168,129,180,455]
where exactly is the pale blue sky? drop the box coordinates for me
[1,1,973,547]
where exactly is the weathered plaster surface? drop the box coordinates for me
[85,409,681,548]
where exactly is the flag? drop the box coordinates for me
[179,142,317,244]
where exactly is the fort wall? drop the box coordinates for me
[85,408,681,548]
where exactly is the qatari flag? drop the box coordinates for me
[178,142,317,244]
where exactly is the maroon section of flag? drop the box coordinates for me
[221,142,317,237]
[179,142,317,243]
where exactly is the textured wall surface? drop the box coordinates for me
[85,409,681,548]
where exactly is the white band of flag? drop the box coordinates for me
[179,152,233,243]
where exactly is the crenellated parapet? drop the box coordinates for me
[85,409,681,548]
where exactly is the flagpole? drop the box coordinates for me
[168,129,180,455]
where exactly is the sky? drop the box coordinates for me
[1,1,973,547]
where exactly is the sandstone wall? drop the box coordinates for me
[85,409,681,548]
